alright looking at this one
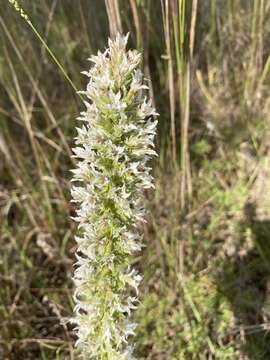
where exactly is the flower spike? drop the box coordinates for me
[71,33,158,359]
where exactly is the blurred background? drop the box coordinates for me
[1,0,270,359]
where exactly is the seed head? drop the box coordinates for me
[71,33,158,359]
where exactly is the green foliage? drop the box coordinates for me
[136,273,238,359]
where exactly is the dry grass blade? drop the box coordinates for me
[105,0,123,37]
[0,15,74,161]
[161,0,176,164]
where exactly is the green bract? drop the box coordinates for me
[71,34,158,359]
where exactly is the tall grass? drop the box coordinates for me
[2,0,270,359]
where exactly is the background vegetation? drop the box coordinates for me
[1,0,270,359]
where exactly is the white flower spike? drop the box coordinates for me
[71,33,158,359]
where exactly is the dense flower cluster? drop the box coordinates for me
[71,33,157,359]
